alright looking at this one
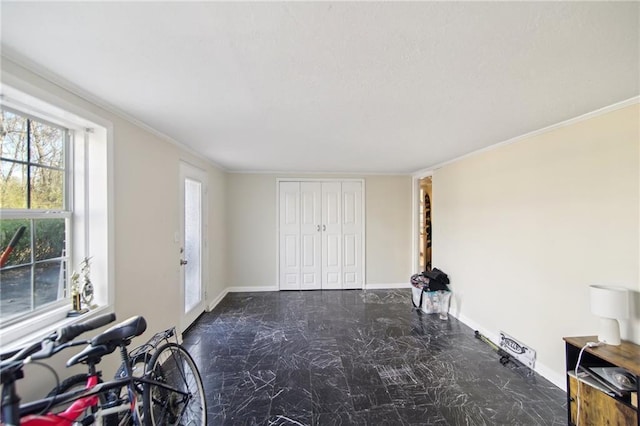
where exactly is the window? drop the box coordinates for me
[0,80,112,346]
[1,108,71,326]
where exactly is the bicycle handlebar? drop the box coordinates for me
[56,313,116,344]
[1,313,118,426]
[1,313,116,367]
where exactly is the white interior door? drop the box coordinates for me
[341,182,363,289]
[179,162,207,331]
[300,182,322,289]
[322,182,342,289]
[279,182,301,290]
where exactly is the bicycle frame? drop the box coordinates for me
[1,313,117,426]
[16,371,191,426]
[2,321,195,426]
[19,375,100,426]
[89,375,190,426]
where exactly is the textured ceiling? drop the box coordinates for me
[1,2,638,173]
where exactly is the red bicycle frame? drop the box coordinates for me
[19,375,99,425]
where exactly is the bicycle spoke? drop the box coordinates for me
[143,343,205,425]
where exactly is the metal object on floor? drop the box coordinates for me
[474,330,535,379]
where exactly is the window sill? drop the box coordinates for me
[0,304,113,354]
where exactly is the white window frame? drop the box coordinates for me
[1,108,73,327]
[0,77,114,350]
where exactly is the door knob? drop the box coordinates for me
[323,225,326,231]
[180,259,188,266]
[317,225,320,232]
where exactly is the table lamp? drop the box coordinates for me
[589,285,629,345]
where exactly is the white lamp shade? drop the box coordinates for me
[590,285,629,319]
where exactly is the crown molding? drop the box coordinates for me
[1,50,228,172]
[228,169,411,176]
[413,95,640,176]
[4,49,635,178]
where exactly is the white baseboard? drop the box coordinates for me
[534,361,566,392]
[365,283,409,289]
[207,289,229,311]
[225,284,409,291]
[452,312,566,391]
[227,285,279,293]
[209,284,407,305]
[206,285,279,311]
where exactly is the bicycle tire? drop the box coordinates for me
[142,343,206,425]
[46,374,113,422]
[46,374,93,399]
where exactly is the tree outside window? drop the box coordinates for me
[0,108,70,324]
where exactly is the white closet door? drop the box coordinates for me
[341,182,363,289]
[279,182,301,290]
[322,182,342,289]
[300,182,322,289]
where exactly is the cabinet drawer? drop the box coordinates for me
[568,375,637,426]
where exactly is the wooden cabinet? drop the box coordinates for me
[564,336,640,426]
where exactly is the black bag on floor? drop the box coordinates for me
[411,267,450,309]
[423,268,449,291]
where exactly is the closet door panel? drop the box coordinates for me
[322,182,342,289]
[300,182,322,289]
[279,182,301,289]
[342,182,363,289]
[279,180,364,291]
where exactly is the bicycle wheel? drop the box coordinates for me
[142,343,206,425]
[46,374,92,399]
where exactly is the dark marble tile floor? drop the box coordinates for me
[182,289,566,425]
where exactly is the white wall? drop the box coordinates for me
[111,125,227,331]
[365,175,413,284]
[432,103,640,388]
[226,174,412,288]
[1,58,228,399]
[208,166,228,305]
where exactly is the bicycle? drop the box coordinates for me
[39,315,151,426]
[1,313,117,426]
[2,315,207,426]
[53,326,205,425]
[78,318,207,425]
[47,324,156,425]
